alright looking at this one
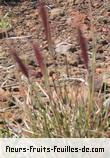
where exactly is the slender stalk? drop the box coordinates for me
[88,0,97,113]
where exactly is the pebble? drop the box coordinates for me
[55,41,73,54]
[50,8,64,19]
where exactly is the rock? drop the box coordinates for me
[50,8,65,19]
[94,75,103,92]
[103,74,110,86]
[55,41,73,54]
[0,88,10,102]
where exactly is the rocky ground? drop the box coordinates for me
[0,0,110,137]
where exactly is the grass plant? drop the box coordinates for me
[2,0,110,138]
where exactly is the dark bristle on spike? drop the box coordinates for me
[32,42,45,75]
[38,0,53,54]
[78,28,88,70]
[39,0,50,40]
[10,48,29,78]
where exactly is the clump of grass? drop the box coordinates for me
[0,13,12,30]
[0,127,14,138]
[7,0,110,138]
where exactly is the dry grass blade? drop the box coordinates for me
[9,48,29,78]
[78,27,88,70]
